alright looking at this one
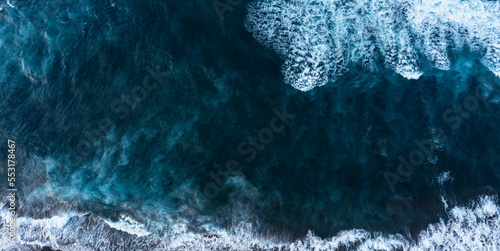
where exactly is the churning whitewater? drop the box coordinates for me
[0,195,499,250]
[246,0,500,91]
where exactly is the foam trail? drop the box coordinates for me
[103,215,151,237]
[245,0,500,91]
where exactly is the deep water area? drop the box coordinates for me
[0,0,500,250]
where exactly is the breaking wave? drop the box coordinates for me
[1,195,499,250]
[245,0,500,91]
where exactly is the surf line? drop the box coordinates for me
[203,106,296,198]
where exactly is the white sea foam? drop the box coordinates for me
[245,0,500,91]
[103,215,151,237]
[0,210,77,249]
[1,195,499,250]
[154,195,500,250]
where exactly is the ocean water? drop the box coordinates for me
[0,0,499,250]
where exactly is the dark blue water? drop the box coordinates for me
[0,0,500,250]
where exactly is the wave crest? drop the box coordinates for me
[245,0,500,91]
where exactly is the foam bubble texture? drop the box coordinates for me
[245,0,500,91]
[1,196,499,250]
